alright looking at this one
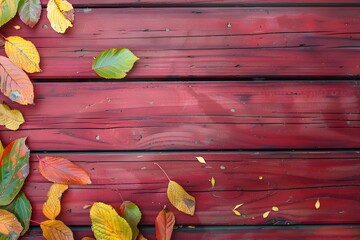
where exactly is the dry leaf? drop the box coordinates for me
[0,103,25,130]
[315,199,320,209]
[40,219,74,240]
[272,206,279,212]
[39,157,91,184]
[233,203,244,210]
[83,205,91,209]
[155,206,175,240]
[5,36,41,73]
[262,211,270,218]
[90,202,131,240]
[195,156,206,164]
[232,209,241,216]
[0,140,4,158]
[0,56,34,105]
[43,183,69,220]
[258,176,263,180]
[0,209,23,239]
[47,0,74,33]
[13,25,21,30]
[167,180,195,216]
[210,177,215,188]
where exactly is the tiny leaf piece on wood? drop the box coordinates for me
[0,0,20,27]
[5,36,41,73]
[315,199,321,209]
[40,220,74,240]
[43,183,69,220]
[90,202,132,240]
[38,156,91,184]
[263,211,270,219]
[92,48,139,79]
[0,137,30,206]
[0,103,25,130]
[18,0,42,28]
[0,56,34,105]
[47,0,74,33]
[120,201,142,240]
[195,156,206,164]
[210,177,215,188]
[0,209,23,239]
[167,180,195,216]
[0,191,32,236]
[155,206,175,240]
[232,203,243,216]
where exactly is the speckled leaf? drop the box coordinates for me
[18,0,41,28]
[0,191,32,236]
[0,0,20,27]
[120,201,141,240]
[40,220,74,240]
[155,206,175,240]
[0,137,30,206]
[167,180,195,216]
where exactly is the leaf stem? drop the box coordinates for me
[30,219,42,225]
[36,155,42,161]
[0,33,6,40]
[154,162,171,181]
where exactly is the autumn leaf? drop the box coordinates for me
[0,191,32,236]
[92,48,139,79]
[0,103,25,130]
[155,206,175,240]
[167,180,195,216]
[47,0,74,33]
[38,156,91,184]
[210,177,215,188]
[40,220,74,240]
[263,211,270,218]
[0,0,20,28]
[0,138,30,206]
[81,238,96,240]
[272,206,279,212]
[195,156,206,164]
[90,202,132,240]
[315,199,320,209]
[18,0,41,28]
[5,36,41,73]
[0,209,23,239]
[0,56,34,105]
[43,183,69,220]
[0,140,4,158]
[120,201,141,240]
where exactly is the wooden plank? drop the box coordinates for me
[1,81,359,151]
[25,151,360,225]
[23,226,360,239]
[2,8,360,78]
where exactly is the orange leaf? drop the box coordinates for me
[167,180,195,216]
[40,219,74,240]
[42,183,69,220]
[0,209,23,239]
[155,206,175,240]
[0,56,34,105]
[39,157,91,184]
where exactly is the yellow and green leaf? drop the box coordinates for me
[18,0,42,28]
[0,0,20,28]
[120,201,141,240]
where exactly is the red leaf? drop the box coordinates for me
[155,206,175,240]
[38,157,91,184]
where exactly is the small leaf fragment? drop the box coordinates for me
[81,238,95,240]
[92,48,139,79]
[0,209,23,239]
[120,201,141,240]
[232,209,241,216]
[0,103,25,130]
[233,203,244,210]
[272,206,279,212]
[210,177,215,188]
[195,156,206,164]
[13,25,21,30]
[258,176,263,180]
[167,180,195,216]
[315,199,320,209]
[42,183,69,220]
[262,211,270,219]
[47,0,74,33]
[155,206,175,240]
[40,219,74,240]
[83,205,91,209]
[18,0,42,28]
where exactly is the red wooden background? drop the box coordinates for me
[1,0,360,239]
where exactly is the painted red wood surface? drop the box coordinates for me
[1,8,360,78]
[1,81,359,151]
[23,226,360,240]
[25,151,360,225]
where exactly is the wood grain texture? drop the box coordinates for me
[22,225,360,239]
[1,81,359,151]
[1,8,360,78]
[25,151,360,225]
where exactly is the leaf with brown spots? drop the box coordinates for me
[167,180,195,216]
[43,183,69,220]
[0,209,23,239]
[155,206,175,240]
[40,220,74,240]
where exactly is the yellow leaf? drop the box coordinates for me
[0,209,23,239]
[90,202,132,240]
[233,203,244,210]
[262,211,270,218]
[232,209,241,216]
[210,177,215,188]
[315,199,320,209]
[5,36,41,73]
[42,183,69,220]
[0,140,4,158]
[0,103,24,130]
[13,25,21,30]
[40,220,74,240]
[47,0,74,33]
[195,156,206,164]
[167,180,195,216]
[272,206,279,212]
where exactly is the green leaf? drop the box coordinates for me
[0,0,21,28]
[18,0,42,28]
[0,233,10,240]
[120,201,141,240]
[0,138,30,206]
[92,48,139,79]
[0,191,32,235]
